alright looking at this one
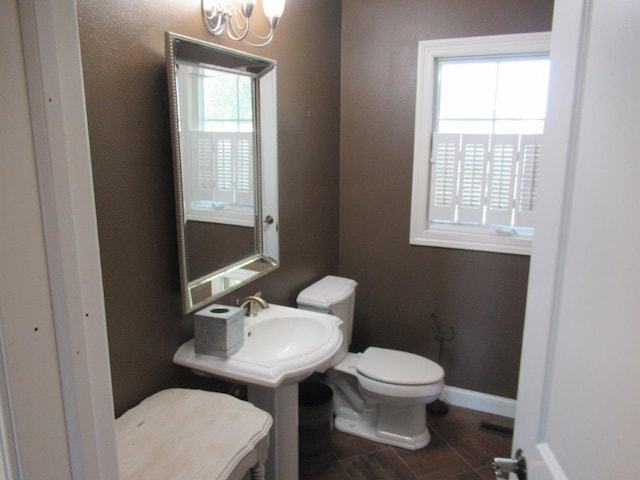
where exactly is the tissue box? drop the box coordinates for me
[194,304,245,357]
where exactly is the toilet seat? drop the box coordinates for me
[335,347,444,399]
[356,347,444,385]
[357,372,444,400]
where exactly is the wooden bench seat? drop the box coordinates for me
[116,389,272,480]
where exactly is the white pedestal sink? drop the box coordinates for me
[173,304,343,480]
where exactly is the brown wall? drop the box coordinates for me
[77,0,342,416]
[186,222,254,279]
[339,0,554,399]
[79,0,554,415]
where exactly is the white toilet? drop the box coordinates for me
[296,275,444,450]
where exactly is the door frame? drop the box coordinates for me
[513,0,593,477]
[10,0,120,478]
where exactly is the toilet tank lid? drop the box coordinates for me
[357,347,444,385]
[296,275,357,309]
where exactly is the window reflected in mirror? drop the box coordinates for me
[177,63,256,227]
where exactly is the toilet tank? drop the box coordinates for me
[296,276,357,358]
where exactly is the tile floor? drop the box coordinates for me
[300,404,514,480]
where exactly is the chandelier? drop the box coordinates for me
[202,0,286,48]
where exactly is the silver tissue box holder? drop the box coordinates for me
[194,304,245,357]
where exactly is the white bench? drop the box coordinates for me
[116,389,272,480]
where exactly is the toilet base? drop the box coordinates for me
[334,407,431,450]
[327,369,433,450]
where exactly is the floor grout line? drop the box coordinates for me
[387,446,420,480]
[441,433,478,471]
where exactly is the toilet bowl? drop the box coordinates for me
[296,276,445,450]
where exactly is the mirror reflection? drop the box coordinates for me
[166,32,279,314]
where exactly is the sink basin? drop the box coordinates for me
[173,304,343,387]
[174,304,343,479]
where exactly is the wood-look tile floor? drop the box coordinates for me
[300,404,513,480]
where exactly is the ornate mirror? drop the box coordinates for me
[166,32,279,314]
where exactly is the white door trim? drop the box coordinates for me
[510,0,640,478]
[0,317,19,479]
[537,443,570,480]
[17,0,120,478]
[512,0,590,456]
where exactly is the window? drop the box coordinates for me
[410,33,551,255]
[202,71,254,133]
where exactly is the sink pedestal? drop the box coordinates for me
[173,305,344,480]
[248,384,299,480]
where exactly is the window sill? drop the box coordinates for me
[410,224,532,256]
[185,204,254,227]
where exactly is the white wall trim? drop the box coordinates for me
[441,386,517,418]
[17,0,120,478]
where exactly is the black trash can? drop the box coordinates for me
[298,381,333,475]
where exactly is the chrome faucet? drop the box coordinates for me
[238,292,269,317]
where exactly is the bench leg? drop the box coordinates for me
[249,463,265,480]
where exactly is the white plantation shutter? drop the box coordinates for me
[213,134,235,203]
[458,135,489,223]
[235,133,254,206]
[428,133,542,229]
[191,132,216,204]
[429,133,460,222]
[515,134,542,228]
[190,131,255,206]
[486,134,519,226]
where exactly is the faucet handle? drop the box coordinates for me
[237,292,269,317]
[234,292,262,307]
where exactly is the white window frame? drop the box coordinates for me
[410,32,551,255]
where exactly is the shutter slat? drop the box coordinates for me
[235,132,254,206]
[191,132,216,204]
[515,134,542,228]
[486,134,519,226]
[214,134,235,203]
[429,133,460,223]
[458,134,488,223]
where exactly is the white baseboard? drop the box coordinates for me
[440,386,516,418]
